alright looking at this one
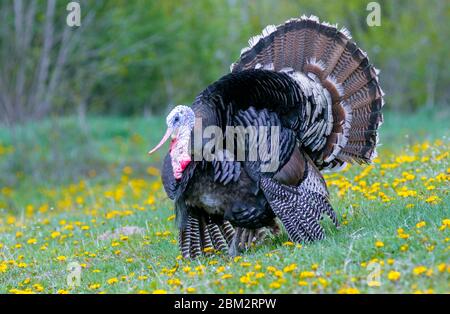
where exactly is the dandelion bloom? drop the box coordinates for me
[375,240,384,248]
[388,271,401,281]
[412,266,428,276]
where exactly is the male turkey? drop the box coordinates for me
[148,15,384,258]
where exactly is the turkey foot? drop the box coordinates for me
[228,227,269,256]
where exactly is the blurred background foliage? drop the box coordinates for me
[0,0,449,124]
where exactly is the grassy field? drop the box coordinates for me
[0,109,449,294]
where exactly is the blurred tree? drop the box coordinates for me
[0,0,104,124]
[0,0,448,124]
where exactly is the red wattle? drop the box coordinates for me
[179,158,191,171]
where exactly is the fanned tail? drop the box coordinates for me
[231,15,384,171]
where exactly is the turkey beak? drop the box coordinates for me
[148,128,173,155]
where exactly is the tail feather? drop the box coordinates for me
[179,213,235,259]
[231,15,384,170]
[188,216,202,257]
[180,217,192,258]
[330,42,366,83]
[208,222,228,251]
[219,221,235,245]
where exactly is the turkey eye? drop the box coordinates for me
[174,116,180,123]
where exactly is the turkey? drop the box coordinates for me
[148,15,384,258]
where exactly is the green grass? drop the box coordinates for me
[0,109,449,294]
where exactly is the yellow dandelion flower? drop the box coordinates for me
[375,240,384,248]
[274,270,283,278]
[269,282,281,289]
[27,238,37,245]
[152,289,167,294]
[182,266,191,273]
[283,264,297,273]
[318,277,328,287]
[0,263,8,273]
[299,271,315,279]
[9,289,35,294]
[395,155,416,163]
[387,271,401,281]
[56,256,67,262]
[425,195,441,204]
[107,277,119,285]
[168,278,182,286]
[397,228,410,239]
[221,274,232,280]
[338,287,360,294]
[412,266,427,276]
[416,221,426,228]
[437,263,446,272]
[146,195,156,205]
[6,216,16,225]
[240,275,251,284]
[266,266,277,273]
[255,272,265,279]
[33,284,44,292]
